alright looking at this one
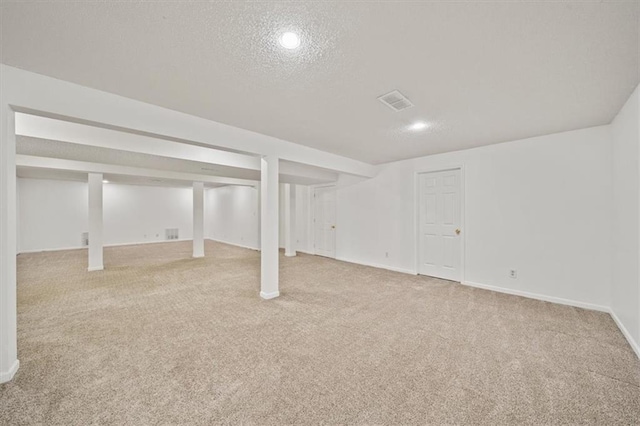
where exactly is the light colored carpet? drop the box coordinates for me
[1,240,638,425]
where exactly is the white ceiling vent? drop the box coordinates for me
[377,90,414,112]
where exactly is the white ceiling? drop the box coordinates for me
[2,1,638,164]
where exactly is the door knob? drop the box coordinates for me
[455,229,461,235]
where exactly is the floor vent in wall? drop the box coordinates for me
[81,232,89,247]
[165,228,179,240]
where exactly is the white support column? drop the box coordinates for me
[260,155,279,299]
[87,173,104,272]
[193,181,205,258]
[284,183,297,257]
[0,104,19,383]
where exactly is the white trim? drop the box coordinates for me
[18,238,194,254]
[18,245,86,254]
[336,256,417,275]
[0,360,19,384]
[414,165,466,283]
[208,238,260,251]
[461,280,609,312]
[608,309,640,359]
[284,252,297,257]
[87,266,104,272]
[448,278,639,359]
[260,291,280,300]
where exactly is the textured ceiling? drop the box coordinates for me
[2,1,638,164]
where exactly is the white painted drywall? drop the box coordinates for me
[18,178,88,252]
[15,180,304,254]
[104,183,193,246]
[336,126,613,309]
[295,185,312,253]
[611,85,640,353]
[17,179,195,252]
[206,185,260,250]
[0,91,18,382]
[207,183,312,253]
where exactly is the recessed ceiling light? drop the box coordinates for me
[409,121,429,131]
[102,180,109,184]
[279,32,301,49]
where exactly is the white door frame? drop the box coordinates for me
[414,165,466,282]
[311,184,337,258]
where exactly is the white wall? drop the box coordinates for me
[18,179,195,252]
[295,185,312,253]
[18,179,311,255]
[204,128,614,312]
[336,126,613,309]
[104,184,193,246]
[207,183,312,253]
[276,184,313,253]
[206,185,260,250]
[18,179,88,252]
[611,86,640,354]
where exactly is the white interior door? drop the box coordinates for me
[313,187,336,258]
[418,169,462,281]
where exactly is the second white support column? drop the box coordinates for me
[260,155,279,299]
[87,173,104,272]
[193,181,205,258]
[284,183,296,257]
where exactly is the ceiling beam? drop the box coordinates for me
[16,155,257,187]
[15,113,339,184]
[16,113,259,170]
[3,65,377,178]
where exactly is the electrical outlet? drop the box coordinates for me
[510,269,517,279]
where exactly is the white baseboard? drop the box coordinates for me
[104,239,192,248]
[18,245,85,254]
[87,265,104,272]
[260,291,280,300]
[207,238,259,251]
[335,256,417,275]
[461,280,610,312]
[0,359,19,383]
[608,309,640,359]
[207,239,313,255]
[18,238,193,254]
[284,252,297,257]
